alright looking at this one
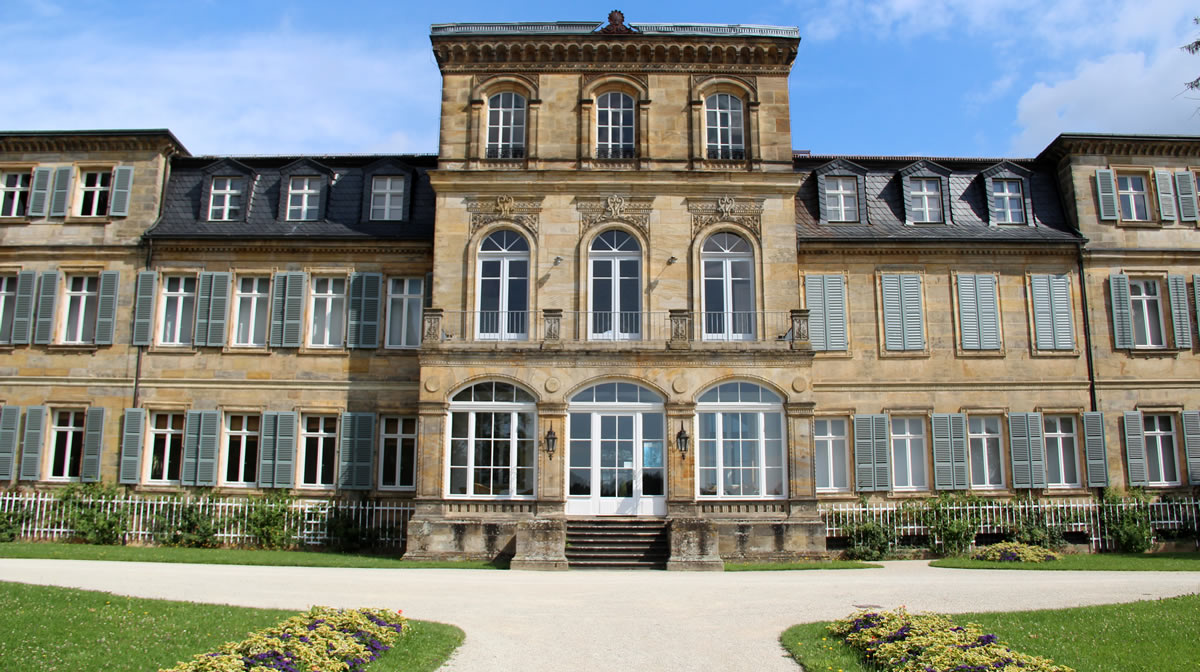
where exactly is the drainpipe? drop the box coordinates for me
[1076,242,1097,412]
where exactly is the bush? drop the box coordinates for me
[842,520,893,561]
[1110,517,1152,553]
[58,483,128,545]
[972,541,1059,563]
[0,509,26,542]
[245,492,297,550]
[153,500,219,548]
[323,506,391,553]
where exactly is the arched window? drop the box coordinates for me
[596,92,635,159]
[448,381,537,498]
[567,381,665,516]
[476,230,529,340]
[696,382,785,499]
[701,232,755,340]
[704,93,744,160]
[589,230,641,341]
[487,92,526,159]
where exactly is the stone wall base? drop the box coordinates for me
[667,518,724,570]
[715,519,829,561]
[510,518,569,570]
[402,517,518,562]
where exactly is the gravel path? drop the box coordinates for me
[2,559,1197,671]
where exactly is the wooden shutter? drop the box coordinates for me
[11,270,36,345]
[1181,410,1200,484]
[195,410,219,486]
[49,166,72,217]
[119,408,145,485]
[1195,276,1200,347]
[27,167,52,217]
[1154,170,1177,221]
[1095,169,1118,221]
[1009,412,1047,489]
[348,273,382,348]
[273,411,296,488]
[258,412,278,488]
[339,412,375,490]
[108,166,134,217]
[957,275,980,350]
[1167,275,1191,349]
[80,407,105,483]
[1175,171,1198,222]
[33,271,58,345]
[193,273,213,347]
[282,272,306,347]
[881,274,904,350]
[94,270,119,345]
[132,271,157,346]
[19,406,45,481]
[806,275,846,351]
[0,406,19,480]
[1123,411,1148,487]
[853,414,889,492]
[205,272,230,347]
[181,410,202,486]
[950,413,968,488]
[1081,411,1109,488]
[1049,274,1075,349]
[899,274,924,350]
[269,273,287,347]
[1109,273,1133,349]
[975,275,1000,349]
[932,413,954,489]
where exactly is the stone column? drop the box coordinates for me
[537,401,567,516]
[511,518,569,571]
[784,400,819,516]
[415,400,449,500]
[665,400,696,517]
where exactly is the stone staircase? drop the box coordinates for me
[565,518,670,569]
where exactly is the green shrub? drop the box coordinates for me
[972,541,1059,562]
[323,505,391,553]
[842,520,894,561]
[1111,517,1152,553]
[153,500,219,548]
[0,509,26,542]
[58,483,128,545]
[245,493,297,550]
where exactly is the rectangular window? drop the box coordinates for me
[992,179,1024,224]
[1143,414,1180,486]
[825,176,858,222]
[0,275,15,344]
[370,176,406,220]
[386,277,423,348]
[968,416,1004,488]
[379,415,417,489]
[890,416,927,490]
[309,277,346,347]
[1044,415,1080,487]
[814,418,848,492]
[209,177,245,221]
[62,275,99,344]
[224,413,260,485]
[910,178,943,223]
[233,276,269,347]
[148,412,184,483]
[50,409,86,480]
[159,275,197,345]
[1129,279,1166,348]
[301,414,337,488]
[287,176,320,221]
[1117,174,1150,221]
[0,171,31,217]
[77,170,112,217]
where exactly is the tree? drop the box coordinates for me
[1184,17,1200,91]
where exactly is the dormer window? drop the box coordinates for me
[208,177,245,221]
[705,93,744,160]
[596,92,635,159]
[900,160,952,226]
[287,176,320,221]
[909,178,942,223]
[825,177,858,222]
[487,92,526,159]
[992,180,1024,223]
[982,161,1034,226]
[370,177,406,220]
[815,159,869,225]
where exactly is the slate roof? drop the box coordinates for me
[794,155,1081,246]
[148,155,437,241]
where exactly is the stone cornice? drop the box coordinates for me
[0,132,186,156]
[1040,134,1200,163]
[796,242,1078,257]
[419,348,814,368]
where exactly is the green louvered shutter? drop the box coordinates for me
[1095,169,1118,221]
[94,270,119,345]
[1195,276,1200,345]
[1028,413,1046,488]
[49,166,73,217]
[348,273,382,348]
[27,167,52,217]
[1181,411,1200,484]
[1155,170,1176,221]
[205,272,230,347]
[282,272,306,347]
[1109,273,1133,349]
[976,275,1000,349]
[1175,171,1198,222]
[0,406,19,480]
[957,275,980,350]
[193,273,213,346]
[258,412,278,488]
[1123,411,1148,487]
[108,166,134,217]
[1009,412,1046,489]
[853,414,889,492]
[901,274,924,350]
[132,271,157,346]
[1167,275,1191,349]
[33,271,58,345]
[949,413,968,489]
[269,273,287,347]
[11,270,36,345]
[119,409,145,484]
[195,410,219,486]
[932,413,955,489]
[19,406,45,481]
[806,274,846,351]
[806,275,827,349]
[1082,411,1109,488]
[1030,275,1054,349]
[338,412,375,490]
[181,410,202,486]
[881,275,904,350]
[80,407,105,483]
[1049,274,1075,349]
[273,411,296,488]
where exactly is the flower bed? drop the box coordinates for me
[828,607,1074,672]
[161,606,407,672]
[972,541,1059,563]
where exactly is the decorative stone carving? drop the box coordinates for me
[789,309,810,350]
[687,195,765,241]
[542,308,562,341]
[473,73,540,99]
[422,308,444,342]
[467,195,544,238]
[582,72,648,88]
[597,10,637,34]
[575,194,653,237]
[691,74,758,98]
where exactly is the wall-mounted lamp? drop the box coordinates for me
[544,427,558,459]
[667,256,678,265]
[553,256,563,266]
[675,423,690,455]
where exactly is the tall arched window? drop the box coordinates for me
[487,92,526,159]
[567,381,665,516]
[701,232,755,340]
[705,93,744,160]
[596,92,635,159]
[696,382,785,499]
[589,230,641,341]
[477,230,529,340]
[447,381,537,498]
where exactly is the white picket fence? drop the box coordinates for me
[0,492,413,549]
[820,498,1200,552]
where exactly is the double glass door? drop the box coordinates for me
[567,411,665,516]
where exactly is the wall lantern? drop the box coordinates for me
[675,424,690,455]
[544,427,558,459]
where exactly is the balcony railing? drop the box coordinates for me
[485,146,526,159]
[594,146,637,160]
[705,147,746,160]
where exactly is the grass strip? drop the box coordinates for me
[725,560,881,571]
[0,541,505,569]
[931,552,1200,571]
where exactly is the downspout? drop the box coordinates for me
[1076,241,1097,412]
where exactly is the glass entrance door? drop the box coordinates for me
[567,409,666,516]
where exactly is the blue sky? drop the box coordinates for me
[4,0,1199,158]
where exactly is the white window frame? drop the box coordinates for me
[588,230,642,341]
[700,233,756,341]
[0,170,31,218]
[286,176,320,221]
[967,415,1005,489]
[378,415,418,490]
[308,276,346,348]
[385,277,423,349]
[909,178,943,223]
[208,177,245,221]
[223,413,260,487]
[486,92,527,159]
[48,408,86,481]
[695,383,787,500]
[704,93,745,160]
[475,230,530,341]
[1043,415,1081,488]
[814,417,849,493]
[992,179,1025,224]
[147,412,185,484]
[370,176,406,221]
[158,275,197,346]
[1143,414,1181,486]
[595,91,636,159]
[61,274,99,345]
[890,416,927,491]
[825,176,858,222]
[299,414,338,489]
[1117,173,1150,221]
[76,169,112,217]
[1129,278,1167,348]
[232,276,270,347]
[0,274,16,344]
[446,382,538,499]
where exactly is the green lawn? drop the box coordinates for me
[0,581,463,671]
[931,552,1200,571]
[781,593,1200,672]
[0,541,505,569]
[724,560,881,571]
